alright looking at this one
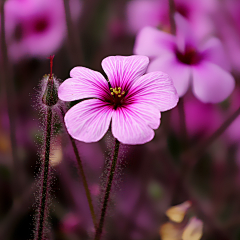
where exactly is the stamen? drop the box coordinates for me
[110,86,126,99]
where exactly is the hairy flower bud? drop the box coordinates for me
[41,55,60,107]
[42,74,59,107]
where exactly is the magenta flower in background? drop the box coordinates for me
[134,15,235,103]
[170,93,221,138]
[126,0,216,39]
[4,0,81,61]
[58,55,178,144]
[212,0,240,73]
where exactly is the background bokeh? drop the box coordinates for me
[1,0,240,239]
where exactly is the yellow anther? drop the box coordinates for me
[110,88,113,90]
[111,92,114,95]
[118,87,121,90]
[118,95,121,97]
[122,91,125,95]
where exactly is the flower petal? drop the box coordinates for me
[64,99,113,143]
[58,67,110,101]
[166,201,192,223]
[200,37,231,71]
[101,55,149,91]
[182,217,203,240]
[134,26,175,57]
[192,61,235,103]
[127,71,178,112]
[159,222,183,240]
[126,0,165,33]
[148,55,191,97]
[111,103,160,145]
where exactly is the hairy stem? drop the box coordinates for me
[60,107,97,228]
[95,139,120,240]
[36,108,52,240]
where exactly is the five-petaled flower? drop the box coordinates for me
[58,55,178,144]
[134,14,235,103]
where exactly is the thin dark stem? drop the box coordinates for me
[181,105,240,172]
[168,0,176,35]
[69,136,97,227]
[0,0,22,196]
[63,0,83,65]
[195,105,240,155]
[60,107,97,228]
[36,108,52,240]
[178,98,189,149]
[95,139,120,240]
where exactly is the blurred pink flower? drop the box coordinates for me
[126,0,216,39]
[60,213,81,233]
[212,0,240,73]
[171,94,221,138]
[4,0,81,61]
[58,55,178,144]
[134,15,235,103]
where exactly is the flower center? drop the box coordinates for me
[110,87,126,109]
[176,4,190,19]
[34,17,49,33]
[176,46,202,65]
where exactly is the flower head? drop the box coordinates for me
[58,55,178,144]
[134,15,235,103]
[127,0,216,39]
[4,0,81,60]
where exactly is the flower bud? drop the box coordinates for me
[42,74,59,107]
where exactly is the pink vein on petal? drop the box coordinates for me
[64,99,113,142]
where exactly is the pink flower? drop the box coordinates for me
[134,15,235,103]
[127,0,216,39]
[4,0,81,61]
[212,0,240,73]
[170,93,221,138]
[58,55,178,144]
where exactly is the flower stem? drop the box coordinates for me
[178,98,189,149]
[35,107,52,240]
[69,136,97,227]
[168,0,176,35]
[63,0,83,65]
[60,107,97,228]
[181,105,240,171]
[95,139,120,240]
[0,0,22,197]
[195,105,240,154]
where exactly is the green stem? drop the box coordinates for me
[36,108,52,240]
[95,139,120,240]
[60,107,96,228]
